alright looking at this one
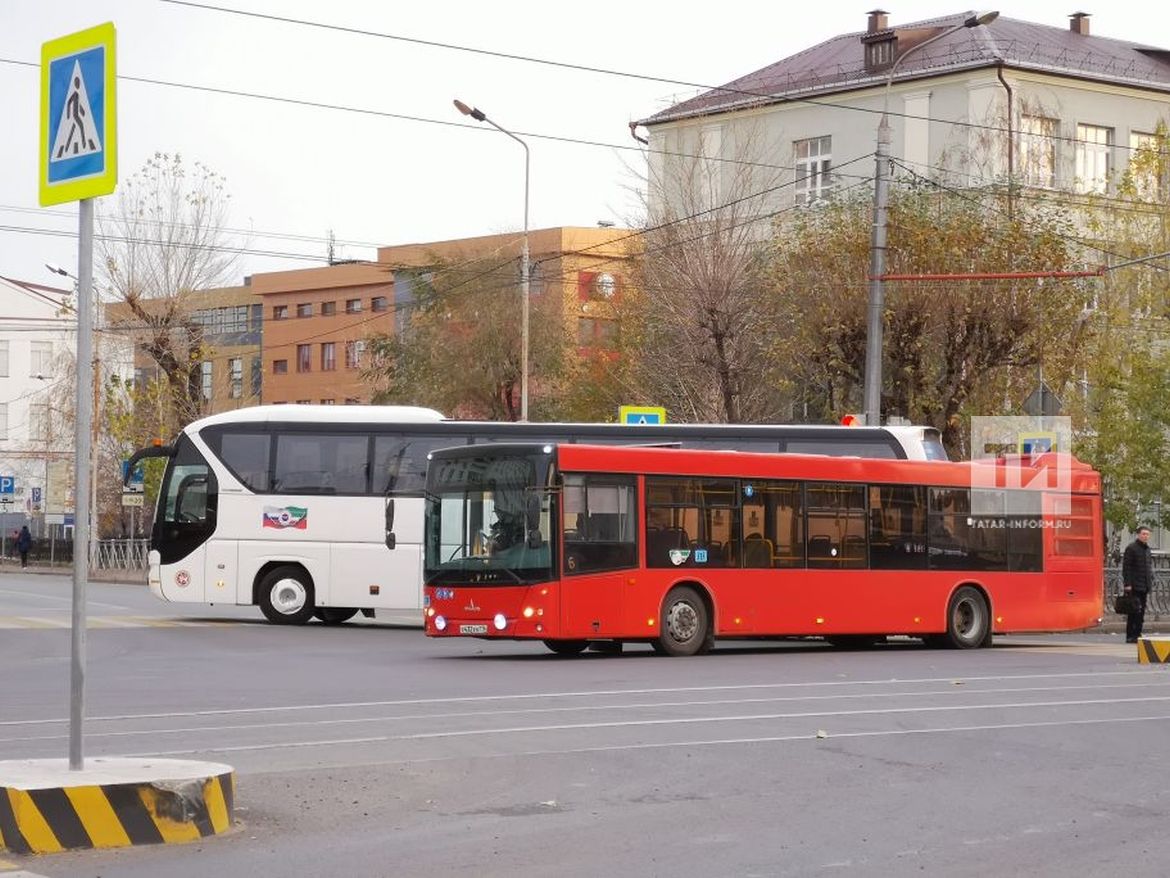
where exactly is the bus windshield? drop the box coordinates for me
[424,449,554,586]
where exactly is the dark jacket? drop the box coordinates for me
[16,527,31,552]
[1122,538,1154,593]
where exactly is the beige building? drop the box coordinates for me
[640,11,1170,217]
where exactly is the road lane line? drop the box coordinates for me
[3,680,1167,743]
[128,711,1170,760]
[2,668,1161,727]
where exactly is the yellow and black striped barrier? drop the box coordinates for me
[1137,636,1170,664]
[0,769,234,854]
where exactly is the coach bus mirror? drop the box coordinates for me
[526,493,543,549]
[385,498,396,550]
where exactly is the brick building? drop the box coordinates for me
[250,262,396,405]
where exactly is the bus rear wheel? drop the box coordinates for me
[543,639,589,656]
[258,566,316,625]
[656,586,711,657]
[314,608,358,625]
[942,586,990,649]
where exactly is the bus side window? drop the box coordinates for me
[562,474,637,574]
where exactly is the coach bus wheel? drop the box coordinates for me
[944,586,989,649]
[656,586,710,657]
[258,566,316,625]
[314,608,359,625]
[543,639,589,656]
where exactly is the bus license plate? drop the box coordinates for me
[460,624,488,635]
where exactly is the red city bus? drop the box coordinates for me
[418,443,1103,656]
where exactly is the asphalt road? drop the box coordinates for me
[2,572,1170,877]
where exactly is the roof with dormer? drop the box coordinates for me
[641,11,1170,126]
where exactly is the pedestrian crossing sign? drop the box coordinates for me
[619,405,667,425]
[39,22,117,206]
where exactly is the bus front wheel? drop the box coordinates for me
[258,566,316,625]
[656,586,711,657]
[942,586,990,649]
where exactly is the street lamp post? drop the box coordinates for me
[863,11,999,426]
[453,98,531,422]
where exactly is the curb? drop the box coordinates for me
[0,758,234,855]
[1137,636,1170,664]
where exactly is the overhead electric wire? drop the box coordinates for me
[158,0,1170,157]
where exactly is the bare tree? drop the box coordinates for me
[620,125,788,422]
[99,152,238,431]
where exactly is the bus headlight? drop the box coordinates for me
[434,615,447,631]
[493,613,507,631]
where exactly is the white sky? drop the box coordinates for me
[2,1,1167,289]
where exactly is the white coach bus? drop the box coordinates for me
[127,405,946,625]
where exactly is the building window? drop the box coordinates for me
[371,296,388,312]
[1020,115,1058,188]
[297,344,312,372]
[273,359,288,374]
[0,341,8,378]
[297,303,313,318]
[321,301,337,316]
[345,298,362,314]
[30,341,54,377]
[1129,131,1166,200]
[251,356,262,395]
[345,340,365,369]
[577,317,618,347]
[344,397,361,405]
[1075,124,1113,194]
[273,305,289,320]
[29,403,49,442]
[201,361,213,400]
[0,403,7,440]
[794,135,833,204]
[296,399,311,405]
[229,357,243,399]
[320,398,336,405]
[321,342,336,371]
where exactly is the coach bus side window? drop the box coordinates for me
[928,488,1007,571]
[741,481,803,568]
[869,485,927,569]
[375,435,449,494]
[806,483,867,569]
[274,433,370,494]
[562,474,637,574]
[216,431,271,492]
[645,477,739,568]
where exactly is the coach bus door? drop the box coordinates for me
[154,435,218,602]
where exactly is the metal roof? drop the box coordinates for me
[642,11,1170,126]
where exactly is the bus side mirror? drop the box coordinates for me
[526,493,542,549]
[385,497,396,550]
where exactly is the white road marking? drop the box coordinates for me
[2,680,1166,743]
[3,668,1161,727]
[133,712,1170,760]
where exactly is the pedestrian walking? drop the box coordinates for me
[16,525,32,569]
[1122,525,1154,643]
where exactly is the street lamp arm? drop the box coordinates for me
[881,12,999,118]
[452,97,532,421]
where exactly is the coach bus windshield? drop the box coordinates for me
[424,449,554,586]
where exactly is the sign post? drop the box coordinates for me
[40,21,117,772]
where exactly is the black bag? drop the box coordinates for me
[1114,593,1141,615]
